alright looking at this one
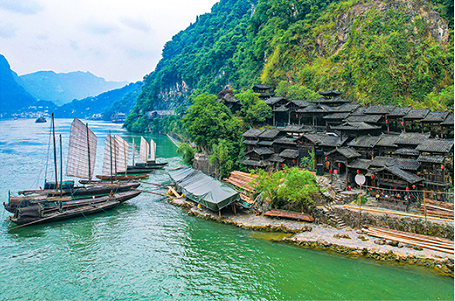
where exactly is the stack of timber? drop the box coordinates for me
[364,226,454,254]
[264,209,314,222]
[419,199,454,220]
[223,171,258,205]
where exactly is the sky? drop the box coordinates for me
[0,0,218,83]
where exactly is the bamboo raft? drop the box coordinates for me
[364,226,454,254]
[264,209,314,222]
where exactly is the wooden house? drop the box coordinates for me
[242,128,265,152]
[420,111,450,137]
[296,104,332,128]
[387,106,411,132]
[326,147,362,176]
[330,121,382,138]
[403,108,430,132]
[252,84,275,99]
[440,114,453,138]
[375,133,399,156]
[301,133,348,167]
[347,135,380,159]
[241,147,274,169]
[394,132,430,149]
[257,128,281,150]
[264,97,289,126]
[220,94,242,113]
[312,90,351,107]
[286,100,311,124]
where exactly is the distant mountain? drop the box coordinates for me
[55,82,142,119]
[17,70,128,105]
[0,54,56,116]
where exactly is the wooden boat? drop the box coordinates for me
[96,174,148,181]
[4,182,140,213]
[264,209,314,222]
[10,190,141,227]
[123,137,167,173]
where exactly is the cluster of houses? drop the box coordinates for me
[231,86,453,195]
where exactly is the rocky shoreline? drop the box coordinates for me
[168,196,454,277]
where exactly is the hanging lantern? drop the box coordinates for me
[441,164,445,170]
[401,121,404,126]
[298,140,301,143]
[357,169,360,174]
[394,187,396,190]
[368,187,372,191]
[412,185,416,189]
[292,159,295,163]
[282,164,284,168]
[371,174,374,179]
[325,157,328,161]
[338,163,341,167]
[329,169,332,174]
[296,114,299,118]
[386,119,389,124]
[334,170,338,175]
[406,187,409,191]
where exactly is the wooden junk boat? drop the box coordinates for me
[5,116,142,226]
[168,166,240,212]
[124,137,167,174]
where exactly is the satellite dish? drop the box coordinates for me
[355,174,366,185]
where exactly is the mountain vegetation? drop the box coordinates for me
[125,0,453,134]
[0,54,56,116]
[55,82,142,119]
[16,70,128,105]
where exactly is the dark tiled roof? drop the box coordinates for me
[264,97,287,105]
[376,133,399,147]
[377,166,423,184]
[319,90,343,97]
[345,114,382,123]
[267,154,285,163]
[288,100,311,108]
[258,128,281,139]
[245,147,274,156]
[348,135,380,148]
[278,125,305,133]
[421,111,450,123]
[273,105,289,112]
[404,108,430,120]
[416,139,454,153]
[279,149,299,159]
[242,128,265,138]
[222,94,240,103]
[417,155,445,164]
[243,140,258,146]
[388,106,412,117]
[327,147,362,159]
[297,104,332,113]
[347,159,372,169]
[240,159,270,167]
[370,156,395,168]
[330,103,361,113]
[313,97,351,104]
[364,105,396,115]
[323,112,351,120]
[394,132,430,146]
[252,84,271,90]
[257,140,274,147]
[331,122,382,131]
[350,107,366,116]
[395,148,420,156]
[441,114,454,126]
[396,158,420,171]
[274,136,297,145]
[303,133,347,147]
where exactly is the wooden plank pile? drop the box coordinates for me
[419,199,454,220]
[223,171,257,193]
[364,226,454,254]
[264,209,314,222]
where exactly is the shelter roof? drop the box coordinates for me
[243,140,258,146]
[296,104,332,113]
[350,107,367,116]
[288,100,311,108]
[345,114,382,123]
[364,105,396,115]
[348,135,380,148]
[258,128,281,139]
[403,108,430,120]
[257,140,274,147]
[242,128,266,138]
[323,112,351,120]
[416,139,454,153]
[274,136,297,145]
[395,148,420,156]
[441,114,454,126]
[375,133,399,147]
[388,106,412,118]
[264,96,287,106]
[394,132,430,146]
[417,155,444,164]
[245,147,274,156]
[330,103,361,113]
[222,94,240,103]
[252,84,272,90]
[330,122,381,131]
[421,111,450,123]
[375,166,423,184]
[347,159,372,170]
[273,105,289,112]
[279,149,300,159]
[370,156,420,171]
[267,154,285,163]
[303,133,347,147]
[327,147,362,159]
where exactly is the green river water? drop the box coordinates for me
[0,119,453,300]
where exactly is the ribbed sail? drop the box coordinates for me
[102,133,116,176]
[115,136,129,173]
[140,136,149,162]
[67,118,97,179]
[150,139,156,162]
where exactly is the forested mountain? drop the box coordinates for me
[125,0,453,132]
[0,54,56,116]
[55,82,142,119]
[16,70,128,105]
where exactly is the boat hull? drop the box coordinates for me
[96,174,149,181]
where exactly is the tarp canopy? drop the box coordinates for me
[168,167,239,211]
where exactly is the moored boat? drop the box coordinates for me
[35,116,47,123]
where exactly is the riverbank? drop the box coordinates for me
[168,196,454,277]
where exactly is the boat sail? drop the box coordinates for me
[67,118,97,179]
[101,133,130,177]
[149,139,156,163]
[140,136,149,163]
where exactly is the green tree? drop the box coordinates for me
[176,143,195,166]
[235,90,272,125]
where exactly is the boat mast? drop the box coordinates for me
[52,113,58,190]
[109,131,113,184]
[86,123,91,183]
[60,134,63,197]
[132,139,135,166]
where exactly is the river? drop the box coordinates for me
[0,118,453,300]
